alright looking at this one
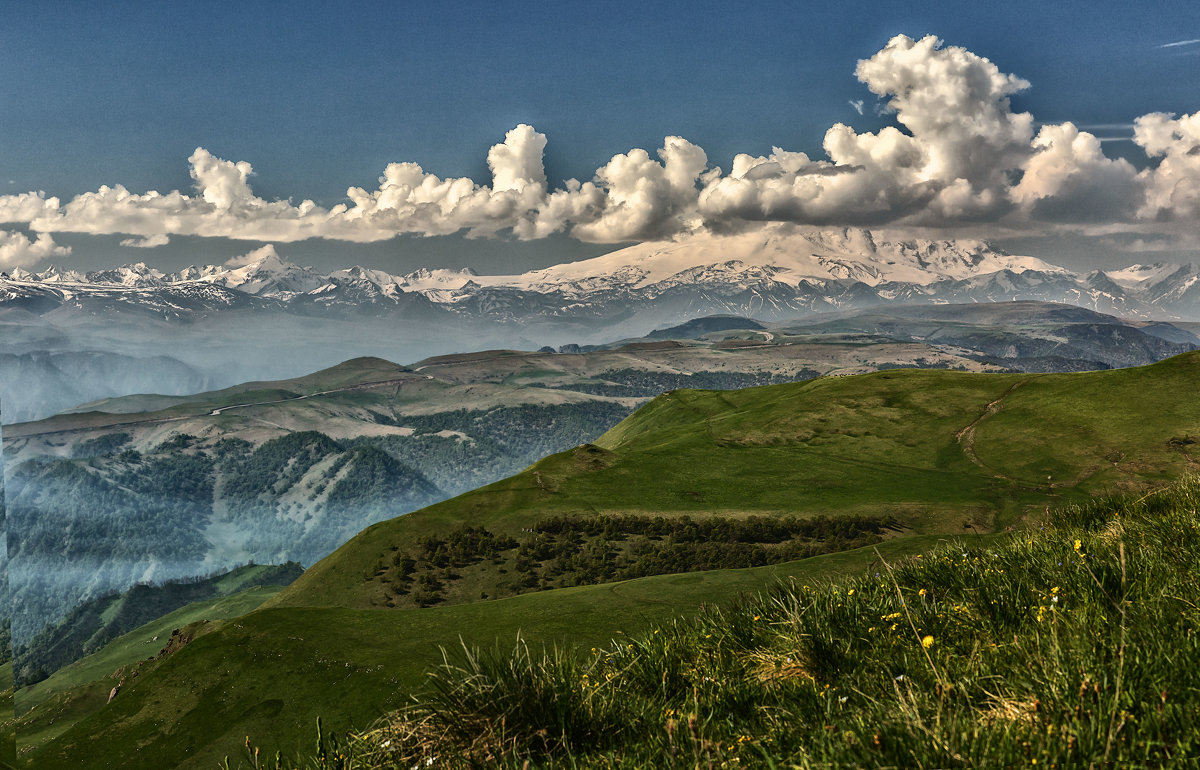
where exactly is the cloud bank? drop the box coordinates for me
[0,230,70,269]
[6,35,1200,252]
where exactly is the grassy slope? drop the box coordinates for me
[19,564,302,687]
[328,475,1200,768]
[0,662,13,770]
[14,586,284,757]
[275,355,1200,611]
[23,353,1200,767]
[24,536,957,770]
[20,574,293,712]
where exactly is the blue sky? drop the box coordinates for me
[2,1,1200,272]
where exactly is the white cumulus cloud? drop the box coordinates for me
[700,34,1038,228]
[9,35,1200,250]
[1012,122,1140,222]
[0,230,71,269]
[1134,111,1200,221]
[0,192,61,224]
[562,136,711,242]
[224,243,284,268]
[340,124,550,240]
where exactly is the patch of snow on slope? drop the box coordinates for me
[1105,263,1185,290]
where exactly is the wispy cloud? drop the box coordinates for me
[1075,124,1135,143]
[849,99,864,115]
[1158,39,1200,48]
[120,234,170,248]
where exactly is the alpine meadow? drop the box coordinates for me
[4,4,1200,768]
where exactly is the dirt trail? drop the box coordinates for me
[955,380,1026,477]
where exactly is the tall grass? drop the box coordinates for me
[287,475,1200,768]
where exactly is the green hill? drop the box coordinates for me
[14,584,288,757]
[272,353,1200,612]
[20,537,949,770]
[314,474,1200,768]
[13,563,303,687]
[18,353,1200,768]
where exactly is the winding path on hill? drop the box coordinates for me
[955,380,1027,480]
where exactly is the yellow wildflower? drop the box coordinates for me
[921,635,934,649]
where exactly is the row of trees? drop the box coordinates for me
[548,368,821,398]
[376,512,895,607]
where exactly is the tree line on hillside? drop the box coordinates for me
[546,368,822,398]
[366,513,897,608]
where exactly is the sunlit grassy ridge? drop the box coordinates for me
[24,538,946,770]
[14,584,287,755]
[276,354,1200,611]
[20,354,1200,768]
[308,475,1200,769]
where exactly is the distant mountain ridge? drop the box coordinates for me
[4,226,1200,323]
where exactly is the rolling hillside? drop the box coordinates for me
[17,353,1200,768]
[7,302,1192,644]
[273,352,1200,611]
[322,476,1200,769]
[1,324,999,645]
[13,563,303,687]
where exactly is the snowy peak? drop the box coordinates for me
[329,265,400,287]
[488,225,1068,294]
[196,247,325,297]
[32,265,87,283]
[1104,263,1192,291]
[3,227,1199,323]
[84,262,166,288]
[397,267,479,291]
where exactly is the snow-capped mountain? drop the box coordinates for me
[485,227,1070,295]
[3,225,1199,327]
[181,245,328,298]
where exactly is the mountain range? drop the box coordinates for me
[5,224,1200,425]
[5,226,1200,325]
